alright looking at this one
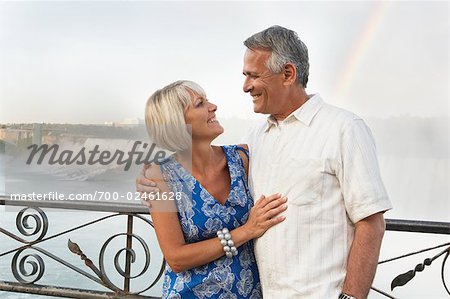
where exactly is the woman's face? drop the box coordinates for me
[184,92,224,142]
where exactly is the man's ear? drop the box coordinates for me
[283,63,297,85]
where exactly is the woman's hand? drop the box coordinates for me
[244,193,287,239]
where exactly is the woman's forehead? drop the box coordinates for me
[188,90,206,101]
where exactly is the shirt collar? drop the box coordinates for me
[264,94,324,132]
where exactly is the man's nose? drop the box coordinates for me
[243,77,252,93]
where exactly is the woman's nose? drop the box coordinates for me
[208,102,217,112]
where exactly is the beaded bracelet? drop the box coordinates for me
[217,228,238,258]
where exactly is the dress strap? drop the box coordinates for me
[235,145,249,161]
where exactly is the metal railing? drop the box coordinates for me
[371,219,450,298]
[0,196,449,298]
[0,196,164,298]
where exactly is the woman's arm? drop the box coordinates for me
[152,195,287,273]
[147,165,287,273]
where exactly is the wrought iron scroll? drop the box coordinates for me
[69,214,165,295]
[0,207,48,244]
[11,248,45,284]
[388,242,450,296]
[5,207,48,284]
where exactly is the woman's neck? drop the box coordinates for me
[177,141,220,176]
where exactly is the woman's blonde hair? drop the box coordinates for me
[145,80,206,152]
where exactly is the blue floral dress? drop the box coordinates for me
[159,145,262,299]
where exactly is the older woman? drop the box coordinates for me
[142,80,287,298]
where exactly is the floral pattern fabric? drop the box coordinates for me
[159,145,262,299]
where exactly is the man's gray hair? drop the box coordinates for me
[244,25,309,87]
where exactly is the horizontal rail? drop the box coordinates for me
[1,196,448,234]
[0,196,148,214]
[386,218,450,235]
[0,281,159,299]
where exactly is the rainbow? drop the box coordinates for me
[334,1,392,100]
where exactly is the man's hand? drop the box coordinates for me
[136,164,160,208]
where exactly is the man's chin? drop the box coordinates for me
[253,106,267,114]
[253,105,262,113]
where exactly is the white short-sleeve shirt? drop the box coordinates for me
[243,94,392,298]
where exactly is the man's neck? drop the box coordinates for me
[271,88,309,121]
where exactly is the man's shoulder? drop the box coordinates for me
[321,101,361,119]
[318,100,362,128]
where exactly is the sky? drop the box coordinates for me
[0,1,448,124]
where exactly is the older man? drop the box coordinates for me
[240,25,391,299]
[137,25,392,299]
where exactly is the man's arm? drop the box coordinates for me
[337,118,392,298]
[342,212,386,299]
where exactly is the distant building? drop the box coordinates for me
[118,118,144,126]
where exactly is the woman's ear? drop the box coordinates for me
[283,63,297,86]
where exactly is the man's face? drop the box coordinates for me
[242,48,285,115]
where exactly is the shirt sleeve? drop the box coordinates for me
[338,118,393,223]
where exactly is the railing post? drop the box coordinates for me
[124,214,134,292]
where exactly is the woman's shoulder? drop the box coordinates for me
[146,161,164,179]
[219,144,249,151]
[234,144,249,158]
[222,144,249,176]
[145,159,174,193]
[235,144,249,151]
[218,144,248,160]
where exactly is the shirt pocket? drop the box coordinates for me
[279,158,325,206]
